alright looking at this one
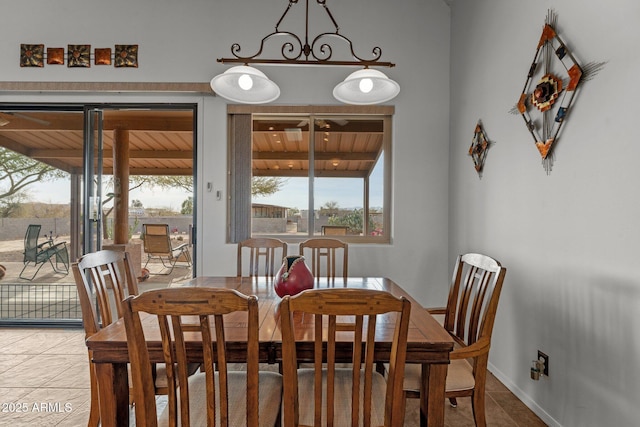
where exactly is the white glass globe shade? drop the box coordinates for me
[333,68,400,105]
[210,65,280,104]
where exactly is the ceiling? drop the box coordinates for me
[0,110,194,176]
[252,117,384,178]
[0,110,384,179]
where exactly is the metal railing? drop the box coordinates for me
[0,283,82,327]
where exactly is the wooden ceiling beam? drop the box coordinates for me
[0,136,76,174]
[103,118,192,132]
[252,151,378,161]
[0,134,31,156]
[0,112,193,131]
[252,169,367,178]
[28,148,193,160]
[102,167,193,176]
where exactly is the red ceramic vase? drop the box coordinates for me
[273,255,314,297]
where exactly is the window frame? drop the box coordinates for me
[227,105,393,244]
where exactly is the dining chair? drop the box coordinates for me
[142,223,192,275]
[72,249,141,427]
[237,237,287,277]
[298,238,348,282]
[279,288,411,427]
[402,253,507,427]
[123,287,283,427]
[73,249,198,427]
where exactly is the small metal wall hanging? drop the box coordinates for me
[114,45,139,68]
[20,43,138,68]
[510,10,605,174]
[20,44,44,67]
[67,45,91,68]
[469,120,492,179]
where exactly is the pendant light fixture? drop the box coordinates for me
[333,68,400,105]
[211,0,399,105]
[210,65,280,104]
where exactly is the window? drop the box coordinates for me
[228,106,392,243]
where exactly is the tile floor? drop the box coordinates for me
[0,327,546,426]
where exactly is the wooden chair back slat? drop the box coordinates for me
[446,253,505,348]
[73,249,138,331]
[237,238,287,277]
[123,288,263,427]
[280,288,411,427]
[299,238,348,282]
[72,249,139,427]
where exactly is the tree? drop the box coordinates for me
[252,176,285,197]
[0,193,28,218]
[328,208,376,235]
[181,196,193,215]
[320,201,340,217]
[0,147,67,216]
[148,175,193,192]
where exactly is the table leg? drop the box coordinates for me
[419,363,447,427]
[95,362,129,427]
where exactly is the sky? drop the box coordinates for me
[253,176,383,210]
[253,152,385,211]
[31,179,192,211]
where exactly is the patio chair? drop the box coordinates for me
[142,223,192,275]
[19,224,69,281]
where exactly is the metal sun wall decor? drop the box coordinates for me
[469,120,492,178]
[510,10,605,174]
[20,44,138,68]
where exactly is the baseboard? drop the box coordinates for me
[488,362,561,427]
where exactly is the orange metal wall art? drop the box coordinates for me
[469,120,492,179]
[511,10,605,174]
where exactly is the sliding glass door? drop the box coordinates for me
[0,103,197,326]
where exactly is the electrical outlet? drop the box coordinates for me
[538,350,549,376]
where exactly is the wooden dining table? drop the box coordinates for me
[86,276,454,426]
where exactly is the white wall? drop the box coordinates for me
[449,1,640,425]
[0,2,452,304]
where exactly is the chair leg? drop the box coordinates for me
[87,358,100,427]
[19,261,45,281]
[471,391,487,427]
[146,255,174,275]
[52,248,70,274]
[48,257,68,275]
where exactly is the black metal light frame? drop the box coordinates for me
[217,0,395,69]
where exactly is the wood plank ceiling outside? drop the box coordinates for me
[252,118,384,178]
[0,111,384,179]
[0,110,193,176]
